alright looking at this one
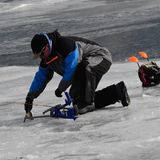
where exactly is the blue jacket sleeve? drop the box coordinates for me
[58,46,79,92]
[27,66,54,99]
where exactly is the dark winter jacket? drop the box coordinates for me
[27,31,112,100]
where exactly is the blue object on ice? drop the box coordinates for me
[49,92,77,120]
[64,91,72,105]
[50,106,77,120]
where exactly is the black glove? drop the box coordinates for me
[24,97,33,113]
[55,88,62,97]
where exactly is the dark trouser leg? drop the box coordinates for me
[69,62,86,105]
[84,66,96,104]
[85,59,111,105]
[70,59,111,108]
[95,84,118,109]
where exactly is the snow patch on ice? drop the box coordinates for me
[12,3,32,11]
[26,154,39,160]
[147,136,160,142]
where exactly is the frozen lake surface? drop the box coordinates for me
[0,62,160,160]
[1,0,160,159]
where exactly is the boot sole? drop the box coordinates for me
[121,82,131,106]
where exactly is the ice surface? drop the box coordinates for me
[0,62,160,160]
[1,0,160,159]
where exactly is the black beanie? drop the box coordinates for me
[31,34,48,54]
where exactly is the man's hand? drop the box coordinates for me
[55,88,62,97]
[23,111,34,122]
[24,97,34,122]
[24,97,33,113]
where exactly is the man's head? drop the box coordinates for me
[31,33,53,60]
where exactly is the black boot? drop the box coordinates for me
[116,81,130,107]
[95,84,118,109]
